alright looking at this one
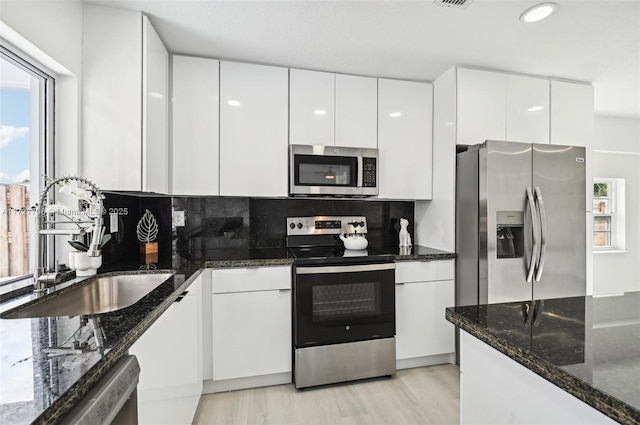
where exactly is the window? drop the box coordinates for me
[593,178,626,251]
[0,45,54,283]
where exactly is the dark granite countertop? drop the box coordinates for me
[201,248,294,268]
[380,244,456,261]
[446,292,640,425]
[0,243,454,424]
[0,263,201,425]
[193,245,454,268]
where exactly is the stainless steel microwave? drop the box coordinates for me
[289,144,379,197]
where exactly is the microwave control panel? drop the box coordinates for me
[362,157,377,187]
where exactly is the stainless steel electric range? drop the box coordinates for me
[287,216,396,389]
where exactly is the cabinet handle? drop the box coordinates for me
[174,290,189,303]
[279,288,291,292]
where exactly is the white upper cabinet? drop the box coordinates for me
[289,69,335,146]
[550,80,594,147]
[83,5,143,190]
[456,67,592,148]
[457,68,551,146]
[378,79,433,200]
[289,70,377,149]
[83,5,168,191]
[457,68,507,145]
[506,75,550,145]
[335,74,378,148]
[219,61,289,197]
[142,16,169,193]
[172,56,220,195]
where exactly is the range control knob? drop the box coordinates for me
[297,222,303,229]
[359,221,365,227]
[289,222,296,229]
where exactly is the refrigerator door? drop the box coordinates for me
[531,144,586,300]
[482,141,533,304]
[456,148,481,307]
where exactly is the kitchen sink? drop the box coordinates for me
[1,272,175,319]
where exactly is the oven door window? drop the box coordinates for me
[312,282,380,322]
[294,154,357,187]
[294,267,395,347]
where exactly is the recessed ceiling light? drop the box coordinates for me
[520,3,557,23]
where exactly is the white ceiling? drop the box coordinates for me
[86,0,640,119]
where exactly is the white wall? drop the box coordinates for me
[592,115,640,295]
[0,0,83,177]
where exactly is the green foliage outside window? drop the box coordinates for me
[594,183,608,197]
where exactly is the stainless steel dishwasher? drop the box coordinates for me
[60,355,141,425]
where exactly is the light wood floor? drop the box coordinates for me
[193,364,460,425]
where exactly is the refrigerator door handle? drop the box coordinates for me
[534,187,547,282]
[526,187,539,283]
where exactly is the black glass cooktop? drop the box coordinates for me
[288,246,395,265]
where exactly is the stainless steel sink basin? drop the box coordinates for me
[2,272,174,319]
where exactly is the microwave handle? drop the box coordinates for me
[357,156,363,187]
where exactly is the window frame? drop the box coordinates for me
[0,44,55,285]
[593,179,615,251]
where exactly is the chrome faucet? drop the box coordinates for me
[34,176,104,294]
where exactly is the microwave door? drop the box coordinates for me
[290,153,362,196]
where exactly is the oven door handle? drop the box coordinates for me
[295,263,395,275]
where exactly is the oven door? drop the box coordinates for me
[293,262,395,347]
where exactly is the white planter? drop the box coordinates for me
[69,251,102,276]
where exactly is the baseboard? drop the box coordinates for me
[203,372,292,394]
[396,353,455,370]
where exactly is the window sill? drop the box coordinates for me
[593,250,629,254]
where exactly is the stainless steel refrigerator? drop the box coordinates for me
[456,140,586,306]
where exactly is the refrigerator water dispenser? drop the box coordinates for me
[496,211,524,258]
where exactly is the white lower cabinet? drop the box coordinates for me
[207,266,292,393]
[395,260,455,369]
[129,274,203,425]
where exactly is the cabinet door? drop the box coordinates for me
[395,279,455,360]
[378,79,433,200]
[172,56,220,195]
[82,5,143,190]
[335,74,378,148]
[457,68,507,145]
[212,289,291,381]
[129,277,202,425]
[219,61,289,197]
[290,69,335,146]
[142,16,169,193]
[506,75,550,145]
[550,81,594,147]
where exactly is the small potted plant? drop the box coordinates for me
[68,229,111,276]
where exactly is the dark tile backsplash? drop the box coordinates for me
[102,193,414,267]
[249,198,414,248]
[102,192,172,269]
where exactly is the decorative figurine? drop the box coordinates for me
[137,209,159,263]
[399,218,412,247]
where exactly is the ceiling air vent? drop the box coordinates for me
[433,0,475,9]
